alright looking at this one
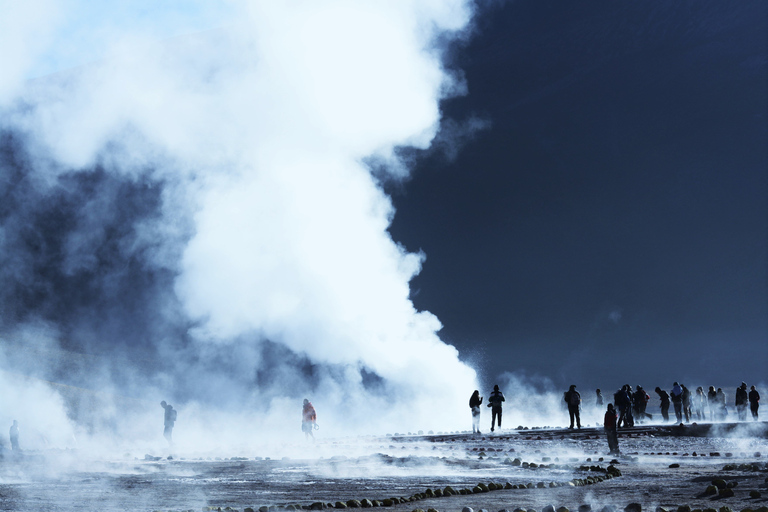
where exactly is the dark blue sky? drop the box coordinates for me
[388,0,768,389]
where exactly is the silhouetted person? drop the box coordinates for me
[604,404,619,455]
[694,387,706,421]
[487,385,505,432]
[707,386,717,420]
[655,387,670,422]
[596,389,603,407]
[735,382,748,421]
[633,386,650,423]
[469,390,483,433]
[9,420,19,451]
[302,398,317,440]
[670,382,683,423]
[715,388,727,420]
[564,385,581,429]
[160,401,176,444]
[681,385,692,422]
[748,385,760,420]
[615,385,633,427]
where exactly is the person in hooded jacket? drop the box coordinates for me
[487,385,505,432]
[469,390,483,433]
[681,385,692,423]
[715,388,727,420]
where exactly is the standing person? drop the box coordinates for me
[707,386,717,420]
[9,420,19,451]
[735,382,749,421]
[681,385,692,423]
[614,386,630,427]
[604,404,619,455]
[487,385,505,432]
[302,399,317,440]
[655,387,670,422]
[715,388,727,420]
[694,387,707,421]
[596,389,604,407]
[633,386,650,423]
[748,385,760,420]
[160,401,177,445]
[469,390,483,433]
[670,382,683,423]
[564,385,581,429]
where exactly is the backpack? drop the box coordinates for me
[171,409,178,422]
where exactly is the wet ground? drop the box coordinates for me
[0,423,766,512]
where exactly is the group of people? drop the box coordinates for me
[469,385,506,433]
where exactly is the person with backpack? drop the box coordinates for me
[487,385,505,432]
[302,399,317,440]
[655,387,670,422]
[469,390,483,433]
[160,401,177,444]
[564,385,581,429]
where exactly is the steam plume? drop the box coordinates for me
[0,1,478,444]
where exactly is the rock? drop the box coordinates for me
[704,485,717,496]
[487,483,497,491]
[346,501,362,508]
[526,483,534,489]
[625,504,642,512]
[512,458,522,466]
[427,509,438,512]
[433,489,443,498]
[712,479,727,490]
[311,503,325,510]
[669,463,680,468]
[260,507,269,512]
[726,481,737,488]
[579,505,592,512]
[472,486,483,494]
[336,503,348,509]
[443,486,455,496]
[536,482,546,488]
[504,482,513,489]
[556,507,570,512]
[360,500,373,508]
[542,506,555,512]
[655,508,668,512]
[717,508,732,512]
[381,500,392,507]
[478,483,489,492]
[677,506,691,512]
[718,488,734,498]
[462,508,474,512]
[750,490,761,498]
[606,465,622,477]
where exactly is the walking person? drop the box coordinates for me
[670,382,683,423]
[302,399,317,440]
[748,385,760,420]
[160,401,177,445]
[564,385,581,429]
[735,382,749,421]
[487,385,505,432]
[604,404,620,455]
[655,387,670,423]
[596,389,604,407]
[469,390,483,433]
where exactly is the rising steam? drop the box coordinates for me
[0,1,478,447]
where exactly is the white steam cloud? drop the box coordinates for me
[0,0,478,446]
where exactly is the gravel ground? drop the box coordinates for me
[0,423,766,512]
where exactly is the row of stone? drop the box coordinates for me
[187,466,623,512]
